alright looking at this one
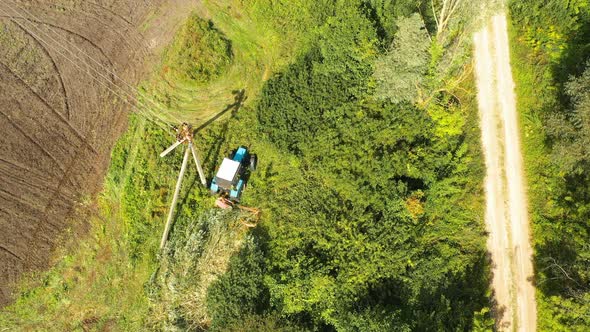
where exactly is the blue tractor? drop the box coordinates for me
[209,147,257,202]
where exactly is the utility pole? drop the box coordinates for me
[159,123,207,249]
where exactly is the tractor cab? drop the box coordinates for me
[210,146,256,202]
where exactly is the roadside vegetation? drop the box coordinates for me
[1,1,495,331]
[508,1,590,330]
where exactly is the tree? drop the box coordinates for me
[209,2,490,330]
[373,13,431,104]
[547,60,590,175]
[433,0,463,39]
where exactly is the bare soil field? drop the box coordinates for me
[0,0,199,306]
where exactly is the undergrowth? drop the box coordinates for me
[0,193,151,331]
[164,15,232,84]
[508,1,590,330]
[147,210,250,331]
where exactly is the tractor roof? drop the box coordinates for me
[216,158,240,182]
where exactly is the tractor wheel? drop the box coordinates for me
[249,154,257,171]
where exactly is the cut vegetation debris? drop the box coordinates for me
[147,210,252,331]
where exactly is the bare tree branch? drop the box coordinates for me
[436,0,464,40]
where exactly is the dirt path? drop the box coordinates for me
[474,13,537,331]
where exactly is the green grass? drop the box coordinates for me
[508,16,557,237]
[141,0,321,124]
[0,115,179,330]
[164,15,232,85]
[0,191,152,331]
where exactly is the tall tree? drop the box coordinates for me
[373,13,431,104]
[547,61,590,175]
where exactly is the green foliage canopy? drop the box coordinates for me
[510,1,590,329]
[374,13,431,104]
[220,2,490,330]
[165,15,232,84]
[0,1,492,331]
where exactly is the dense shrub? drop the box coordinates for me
[0,2,491,330]
[206,237,269,331]
[510,1,590,329]
[220,1,490,330]
[257,5,378,153]
[165,15,232,83]
[374,13,431,104]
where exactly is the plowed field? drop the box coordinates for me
[0,0,198,306]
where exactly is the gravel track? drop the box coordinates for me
[474,13,537,332]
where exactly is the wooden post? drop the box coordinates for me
[160,138,186,158]
[160,146,190,249]
[190,142,207,186]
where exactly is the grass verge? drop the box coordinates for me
[142,0,322,124]
[508,12,590,332]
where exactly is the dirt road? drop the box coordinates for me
[474,14,537,331]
